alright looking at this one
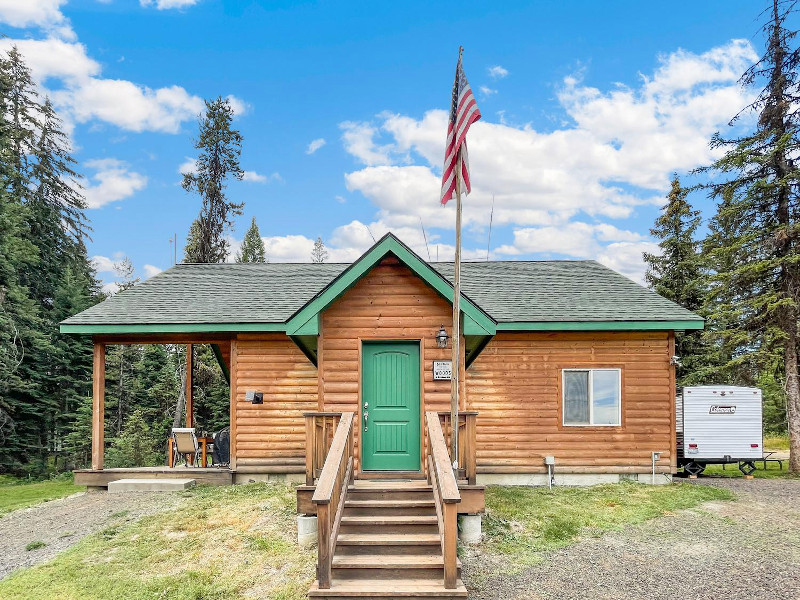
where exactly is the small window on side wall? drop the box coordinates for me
[563,369,621,426]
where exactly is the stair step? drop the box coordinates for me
[332,555,460,569]
[341,516,437,526]
[308,578,468,598]
[345,500,435,508]
[336,533,441,546]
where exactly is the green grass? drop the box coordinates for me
[481,481,733,566]
[0,482,314,600]
[699,458,798,479]
[0,475,85,517]
[24,541,46,552]
[764,434,790,451]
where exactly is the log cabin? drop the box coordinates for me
[60,232,703,598]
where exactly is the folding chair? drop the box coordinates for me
[171,428,200,467]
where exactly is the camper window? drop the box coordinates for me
[563,368,621,426]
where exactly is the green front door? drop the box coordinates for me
[361,342,421,471]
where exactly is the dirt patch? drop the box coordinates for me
[464,479,800,600]
[0,490,185,579]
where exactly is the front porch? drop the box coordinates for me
[74,466,234,488]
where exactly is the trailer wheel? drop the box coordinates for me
[739,461,756,476]
[684,461,705,476]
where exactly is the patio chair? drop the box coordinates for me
[171,427,201,467]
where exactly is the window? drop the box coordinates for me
[563,369,621,426]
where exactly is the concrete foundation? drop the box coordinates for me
[234,472,305,485]
[476,472,673,487]
[108,478,195,492]
[458,514,481,544]
[297,514,318,547]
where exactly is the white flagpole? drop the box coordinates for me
[451,139,462,470]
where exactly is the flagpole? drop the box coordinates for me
[451,141,462,470]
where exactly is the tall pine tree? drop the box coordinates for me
[699,0,800,471]
[181,97,244,263]
[643,175,706,385]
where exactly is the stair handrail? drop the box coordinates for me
[304,412,343,486]
[312,411,355,590]
[437,411,478,485]
[425,410,460,589]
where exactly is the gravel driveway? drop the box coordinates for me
[465,478,800,600]
[0,490,185,579]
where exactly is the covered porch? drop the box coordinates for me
[74,333,236,489]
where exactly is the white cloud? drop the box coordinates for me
[306,138,327,154]
[0,26,215,134]
[83,158,148,209]
[335,39,756,273]
[91,254,118,274]
[488,65,509,79]
[178,157,198,176]
[143,264,163,278]
[242,170,282,183]
[0,0,74,40]
[479,86,497,97]
[225,94,249,117]
[140,0,201,9]
[57,80,204,133]
[597,241,661,283]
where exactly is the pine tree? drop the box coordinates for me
[183,218,202,263]
[236,216,266,263]
[181,97,244,264]
[643,176,706,385]
[311,237,328,263]
[698,0,800,471]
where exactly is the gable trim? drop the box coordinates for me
[284,233,497,335]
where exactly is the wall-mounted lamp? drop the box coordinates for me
[436,325,449,348]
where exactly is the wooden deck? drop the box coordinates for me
[74,466,234,488]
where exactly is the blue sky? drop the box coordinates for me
[0,0,770,291]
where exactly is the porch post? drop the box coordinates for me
[186,343,193,429]
[92,342,106,471]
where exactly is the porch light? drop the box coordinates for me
[436,325,449,348]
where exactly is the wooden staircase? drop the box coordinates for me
[308,479,468,599]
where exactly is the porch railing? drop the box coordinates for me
[438,411,478,485]
[311,412,355,589]
[425,411,460,589]
[304,412,342,486]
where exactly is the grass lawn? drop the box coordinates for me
[480,481,733,567]
[0,475,85,517]
[699,459,798,479]
[764,434,790,451]
[0,482,314,600]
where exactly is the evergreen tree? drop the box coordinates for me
[183,218,202,263]
[311,237,328,263]
[698,0,800,471]
[236,217,266,263]
[181,97,244,263]
[643,176,706,385]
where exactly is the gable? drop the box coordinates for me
[284,234,496,337]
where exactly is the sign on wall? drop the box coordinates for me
[433,361,452,380]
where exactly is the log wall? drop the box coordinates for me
[233,333,318,469]
[466,331,676,473]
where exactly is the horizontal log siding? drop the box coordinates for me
[319,257,465,472]
[466,331,675,473]
[234,333,318,466]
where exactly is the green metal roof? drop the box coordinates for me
[60,233,703,334]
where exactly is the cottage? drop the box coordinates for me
[60,232,702,598]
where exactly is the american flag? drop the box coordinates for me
[440,50,481,205]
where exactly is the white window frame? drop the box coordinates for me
[562,368,622,427]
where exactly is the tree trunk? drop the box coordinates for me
[788,317,800,472]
